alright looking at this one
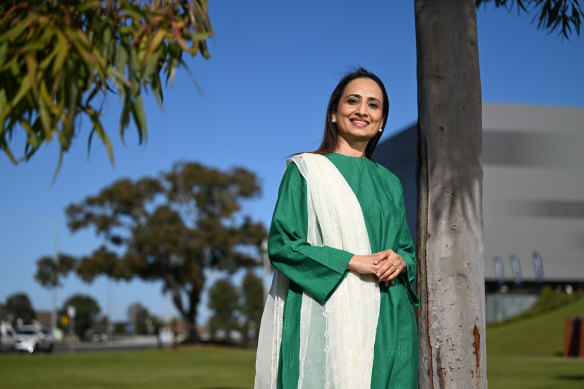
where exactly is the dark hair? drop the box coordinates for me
[313,67,389,160]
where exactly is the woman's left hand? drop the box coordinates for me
[373,249,406,286]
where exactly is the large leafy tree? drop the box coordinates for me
[59,294,100,339]
[0,0,212,173]
[414,0,582,387]
[58,161,265,343]
[3,292,36,326]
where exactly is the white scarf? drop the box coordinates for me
[255,153,380,389]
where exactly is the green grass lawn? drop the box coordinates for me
[0,347,256,389]
[487,294,584,388]
[1,296,583,389]
[487,355,584,388]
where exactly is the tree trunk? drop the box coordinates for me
[182,313,201,344]
[169,286,201,344]
[414,1,487,388]
[184,288,202,344]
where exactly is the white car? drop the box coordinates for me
[0,322,16,352]
[14,325,54,353]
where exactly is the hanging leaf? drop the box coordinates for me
[131,93,148,144]
[86,106,115,164]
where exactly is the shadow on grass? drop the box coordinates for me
[555,375,584,382]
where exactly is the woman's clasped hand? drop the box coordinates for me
[347,249,406,286]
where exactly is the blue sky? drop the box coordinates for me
[1,1,583,325]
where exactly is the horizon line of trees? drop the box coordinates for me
[0,289,248,341]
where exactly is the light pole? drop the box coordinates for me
[25,214,59,337]
[50,222,59,340]
[67,305,76,353]
[107,279,113,342]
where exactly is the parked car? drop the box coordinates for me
[14,325,54,353]
[0,322,16,352]
[91,332,109,343]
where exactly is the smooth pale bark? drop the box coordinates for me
[414,0,487,388]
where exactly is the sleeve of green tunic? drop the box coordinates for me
[393,181,420,305]
[268,162,353,305]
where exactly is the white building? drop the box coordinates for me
[374,103,584,321]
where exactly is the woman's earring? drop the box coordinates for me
[332,119,336,123]
[379,128,383,132]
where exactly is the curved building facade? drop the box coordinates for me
[374,103,584,298]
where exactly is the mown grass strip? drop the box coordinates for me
[0,347,256,389]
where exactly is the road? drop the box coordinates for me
[53,335,173,354]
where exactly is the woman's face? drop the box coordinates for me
[332,77,385,144]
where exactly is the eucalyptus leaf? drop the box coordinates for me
[131,93,147,144]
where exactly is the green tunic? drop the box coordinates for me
[268,152,419,389]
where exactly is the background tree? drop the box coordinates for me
[240,270,264,343]
[207,278,240,342]
[4,293,36,326]
[127,302,156,335]
[0,302,7,322]
[413,0,582,387]
[62,161,266,343]
[59,294,100,339]
[0,0,212,173]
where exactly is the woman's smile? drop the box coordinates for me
[350,118,370,127]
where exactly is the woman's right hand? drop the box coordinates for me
[348,250,405,286]
[347,252,388,275]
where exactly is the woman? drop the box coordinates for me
[255,68,419,389]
